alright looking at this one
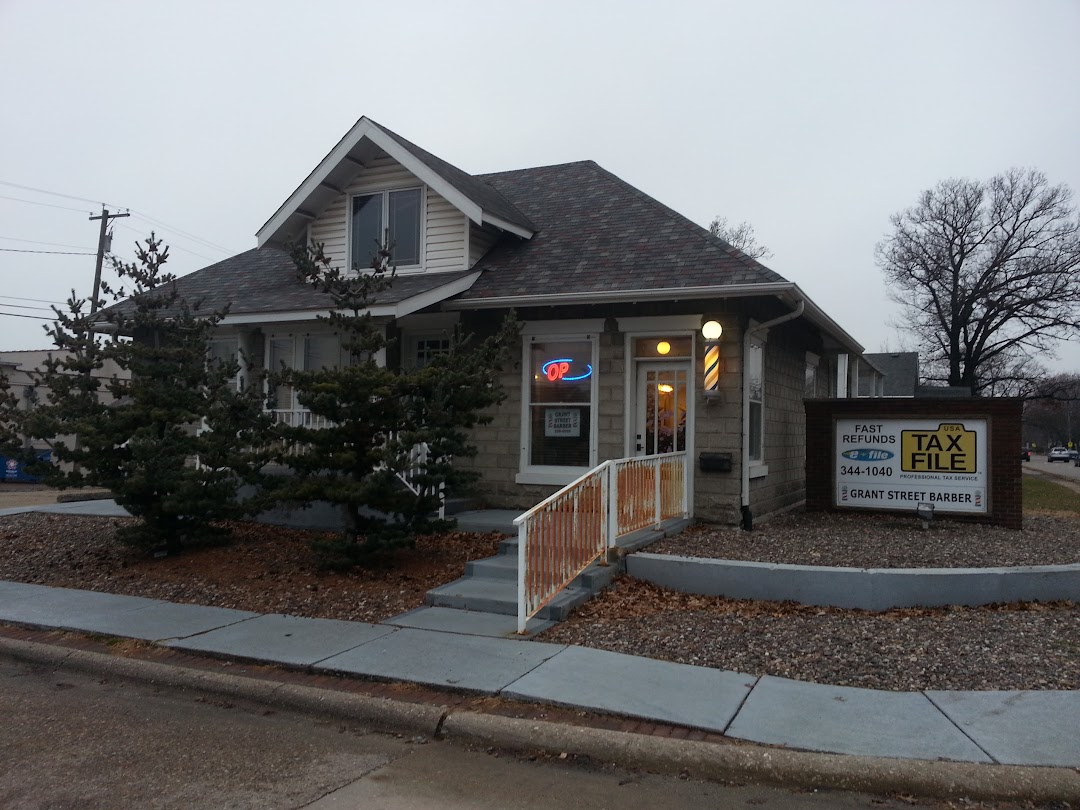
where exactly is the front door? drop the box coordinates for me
[636,364,689,456]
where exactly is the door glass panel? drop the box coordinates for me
[640,366,687,456]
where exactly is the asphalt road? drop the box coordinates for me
[0,657,934,810]
[1028,454,1080,484]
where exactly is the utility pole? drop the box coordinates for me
[89,207,130,313]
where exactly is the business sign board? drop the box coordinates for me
[834,418,988,513]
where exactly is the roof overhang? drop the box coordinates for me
[444,282,866,355]
[219,270,482,326]
[257,118,534,247]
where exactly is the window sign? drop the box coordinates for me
[544,408,581,437]
[834,418,988,513]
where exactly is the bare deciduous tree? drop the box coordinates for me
[877,168,1080,395]
[708,216,773,260]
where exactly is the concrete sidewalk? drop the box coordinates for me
[1,577,1078,768]
[2,498,1079,769]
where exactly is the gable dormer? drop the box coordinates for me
[256,117,534,275]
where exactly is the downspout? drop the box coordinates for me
[741,299,805,530]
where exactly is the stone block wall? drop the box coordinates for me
[691,318,743,524]
[749,324,811,517]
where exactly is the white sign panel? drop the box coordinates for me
[835,418,988,513]
[545,408,581,438]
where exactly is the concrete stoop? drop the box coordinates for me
[418,516,691,636]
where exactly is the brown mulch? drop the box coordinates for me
[0,513,502,624]
[649,511,1080,568]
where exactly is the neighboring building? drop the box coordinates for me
[109,117,880,524]
[861,351,919,397]
[0,349,127,461]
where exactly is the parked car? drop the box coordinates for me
[1021,448,1031,462]
[1047,446,1071,462]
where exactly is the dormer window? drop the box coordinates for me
[351,187,422,270]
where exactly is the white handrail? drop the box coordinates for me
[516,451,688,633]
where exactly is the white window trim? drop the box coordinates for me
[747,328,765,467]
[346,185,426,275]
[516,331,599,486]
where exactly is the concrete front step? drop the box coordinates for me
[425,575,593,622]
[453,509,520,536]
[429,512,688,624]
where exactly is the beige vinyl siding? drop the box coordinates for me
[469,222,501,268]
[307,153,468,273]
[425,192,466,272]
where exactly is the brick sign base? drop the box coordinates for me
[805,398,1022,530]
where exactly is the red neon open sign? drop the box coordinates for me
[541,358,593,382]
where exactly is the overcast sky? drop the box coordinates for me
[2,0,1078,372]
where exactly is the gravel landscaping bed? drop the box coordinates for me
[4,508,1080,693]
[0,513,502,624]
[650,511,1080,569]
[541,578,1080,692]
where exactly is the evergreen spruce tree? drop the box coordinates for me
[0,365,26,468]
[30,235,273,553]
[276,239,516,569]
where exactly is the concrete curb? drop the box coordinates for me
[0,636,446,738]
[441,712,1080,803]
[4,636,1080,804]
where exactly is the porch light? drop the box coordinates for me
[656,340,671,355]
[701,320,723,341]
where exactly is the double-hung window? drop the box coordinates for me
[522,337,597,475]
[351,188,422,270]
[747,338,764,463]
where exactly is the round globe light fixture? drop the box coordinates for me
[701,320,723,341]
[656,340,671,355]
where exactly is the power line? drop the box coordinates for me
[0,302,53,312]
[0,194,91,214]
[0,178,237,257]
[0,235,95,251]
[126,212,234,254]
[0,294,65,305]
[0,310,53,321]
[0,247,96,255]
[0,179,121,209]
[115,222,217,262]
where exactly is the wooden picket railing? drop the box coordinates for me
[514,452,688,633]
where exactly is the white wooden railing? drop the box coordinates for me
[514,452,688,633]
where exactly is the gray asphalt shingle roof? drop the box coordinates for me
[103,247,475,319]
[463,160,785,300]
[106,152,791,319]
[372,121,536,234]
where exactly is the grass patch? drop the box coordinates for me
[1024,476,1080,515]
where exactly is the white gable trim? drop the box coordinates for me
[257,118,530,248]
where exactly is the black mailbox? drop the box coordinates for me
[698,452,732,472]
